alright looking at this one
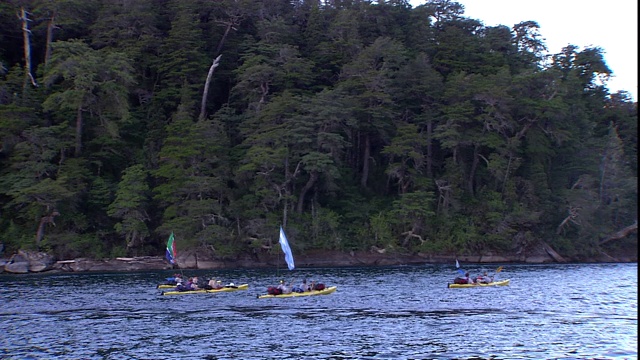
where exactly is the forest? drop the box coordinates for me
[0,0,636,263]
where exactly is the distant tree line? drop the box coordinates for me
[0,0,636,261]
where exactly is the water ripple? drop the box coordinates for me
[0,263,636,359]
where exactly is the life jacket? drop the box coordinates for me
[267,286,282,295]
[453,277,468,284]
[313,283,325,291]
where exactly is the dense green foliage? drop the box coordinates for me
[0,0,636,261]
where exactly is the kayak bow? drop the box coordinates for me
[161,284,249,295]
[447,279,510,288]
[258,286,337,299]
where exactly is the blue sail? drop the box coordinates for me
[279,226,295,271]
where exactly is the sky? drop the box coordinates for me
[411,0,638,102]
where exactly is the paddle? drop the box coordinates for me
[486,266,504,283]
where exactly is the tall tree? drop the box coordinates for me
[107,164,151,254]
[42,39,133,157]
[338,37,406,188]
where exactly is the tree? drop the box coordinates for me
[107,164,151,254]
[43,39,133,157]
[338,37,406,188]
[0,123,75,249]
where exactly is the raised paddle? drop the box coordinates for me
[487,266,504,282]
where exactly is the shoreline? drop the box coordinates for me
[2,248,636,274]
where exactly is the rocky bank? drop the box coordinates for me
[1,245,636,274]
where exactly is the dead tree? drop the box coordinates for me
[45,12,59,66]
[35,210,60,248]
[19,7,38,87]
[556,206,580,234]
[199,55,222,121]
[600,220,638,245]
[199,15,242,121]
[435,179,451,215]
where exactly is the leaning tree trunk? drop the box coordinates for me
[600,221,638,245]
[20,7,37,88]
[296,171,318,213]
[426,120,433,179]
[45,13,57,66]
[198,15,242,120]
[75,106,83,156]
[199,55,221,121]
[360,134,370,188]
[35,210,60,249]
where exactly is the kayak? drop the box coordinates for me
[258,286,337,299]
[157,282,241,290]
[157,284,179,289]
[161,284,249,295]
[447,279,510,288]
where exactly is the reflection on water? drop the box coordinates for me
[0,263,636,359]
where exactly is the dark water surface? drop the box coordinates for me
[0,263,636,359]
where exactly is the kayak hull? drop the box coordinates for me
[161,283,249,295]
[157,284,178,289]
[448,279,510,288]
[258,286,337,299]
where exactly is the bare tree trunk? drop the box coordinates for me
[35,211,60,248]
[198,14,241,120]
[426,120,433,179]
[501,153,512,195]
[199,54,221,121]
[556,206,580,234]
[468,145,479,195]
[282,199,288,229]
[600,221,638,245]
[360,134,370,188]
[45,13,57,66]
[75,106,83,156]
[20,7,37,88]
[297,171,318,213]
[542,241,566,262]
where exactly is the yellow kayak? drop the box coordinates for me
[448,279,510,288]
[258,286,337,299]
[157,284,178,289]
[161,284,249,295]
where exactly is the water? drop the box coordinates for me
[0,263,636,359]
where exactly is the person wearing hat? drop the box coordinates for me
[478,271,493,284]
[463,272,475,284]
[276,280,292,294]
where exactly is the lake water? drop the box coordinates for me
[0,263,636,359]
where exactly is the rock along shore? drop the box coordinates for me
[1,247,636,274]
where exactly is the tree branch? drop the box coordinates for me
[600,221,638,245]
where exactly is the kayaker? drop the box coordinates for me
[160,273,182,286]
[206,278,221,289]
[291,279,307,293]
[478,271,493,284]
[277,280,292,294]
[302,279,311,292]
[183,277,199,291]
[463,272,475,284]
